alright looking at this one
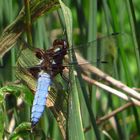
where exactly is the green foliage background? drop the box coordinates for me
[0,0,140,140]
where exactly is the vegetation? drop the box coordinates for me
[0,0,140,139]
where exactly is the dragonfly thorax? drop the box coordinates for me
[30,39,68,78]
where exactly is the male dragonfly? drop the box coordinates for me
[15,33,120,127]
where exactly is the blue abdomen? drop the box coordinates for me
[31,72,52,126]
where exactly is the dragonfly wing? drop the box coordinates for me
[75,33,118,61]
[16,47,41,91]
[31,72,52,127]
[66,33,121,76]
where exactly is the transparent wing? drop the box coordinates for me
[66,33,122,75]
[16,46,40,91]
[0,33,121,83]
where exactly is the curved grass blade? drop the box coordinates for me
[0,84,33,106]
[8,122,31,140]
[0,0,60,58]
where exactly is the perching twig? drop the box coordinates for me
[75,52,140,101]
[96,102,133,125]
[84,102,133,133]
[81,74,140,106]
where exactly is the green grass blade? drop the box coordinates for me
[0,0,60,58]
[125,0,140,82]
[59,1,86,139]
[108,0,133,86]
[8,122,31,140]
[0,94,4,139]
[24,0,33,46]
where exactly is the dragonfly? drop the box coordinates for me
[1,33,120,127]
[28,39,68,127]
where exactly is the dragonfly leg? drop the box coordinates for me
[61,73,71,92]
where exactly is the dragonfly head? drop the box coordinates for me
[53,39,68,54]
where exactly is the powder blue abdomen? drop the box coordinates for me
[31,72,52,126]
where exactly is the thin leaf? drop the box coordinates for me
[8,122,31,140]
[59,1,85,140]
[0,84,33,106]
[0,0,60,58]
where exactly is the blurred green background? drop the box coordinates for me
[0,0,140,140]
